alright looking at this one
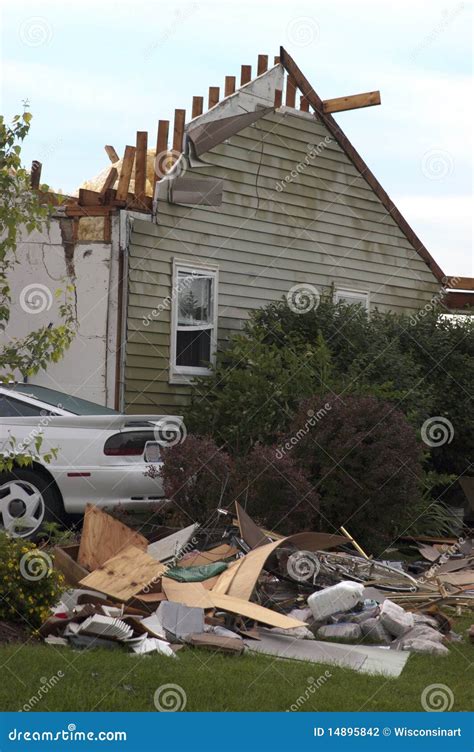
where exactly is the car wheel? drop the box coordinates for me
[0,469,65,539]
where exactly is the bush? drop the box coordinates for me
[290,395,424,552]
[233,444,319,533]
[158,435,234,526]
[0,533,65,630]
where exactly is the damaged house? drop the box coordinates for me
[5,48,471,412]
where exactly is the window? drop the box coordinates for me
[334,288,369,311]
[0,395,55,418]
[170,262,218,381]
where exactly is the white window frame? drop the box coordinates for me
[169,259,218,383]
[334,287,370,311]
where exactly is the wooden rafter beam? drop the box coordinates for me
[208,87,220,108]
[192,96,203,118]
[444,277,474,290]
[99,167,118,203]
[257,54,268,75]
[116,145,136,203]
[322,90,381,114]
[135,131,148,200]
[173,109,186,153]
[240,65,251,85]
[224,76,236,97]
[279,45,446,283]
[30,160,42,189]
[105,145,119,163]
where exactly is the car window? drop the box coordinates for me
[0,395,56,418]
[4,384,119,415]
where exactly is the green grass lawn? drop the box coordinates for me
[0,618,472,712]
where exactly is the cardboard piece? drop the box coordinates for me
[78,505,148,571]
[185,633,244,654]
[80,546,166,601]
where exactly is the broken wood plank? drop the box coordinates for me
[80,546,166,602]
[161,579,215,608]
[257,54,268,75]
[30,160,42,189]
[53,545,89,587]
[115,145,136,202]
[98,167,118,203]
[224,76,236,96]
[274,88,283,108]
[322,90,381,114]
[185,633,244,655]
[105,145,120,163]
[192,96,203,118]
[65,204,113,217]
[212,557,245,594]
[286,76,297,107]
[173,109,186,153]
[446,278,474,291]
[78,188,103,207]
[134,130,148,200]
[208,87,220,108]
[300,95,310,112]
[153,119,170,190]
[78,504,148,571]
[240,65,251,85]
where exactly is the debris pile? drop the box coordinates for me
[46,503,473,677]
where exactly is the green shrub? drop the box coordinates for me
[0,533,65,630]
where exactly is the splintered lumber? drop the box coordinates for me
[116,145,136,202]
[224,76,236,97]
[322,90,381,114]
[173,109,186,153]
[192,96,203,118]
[300,95,310,112]
[80,546,166,602]
[134,131,148,199]
[161,580,307,629]
[105,145,120,163]
[240,65,252,85]
[257,54,268,75]
[78,504,148,571]
[30,160,42,189]
[98,167,118,203]
[286,76,297,107]
[53,544,89,587]
[208,87,220,109]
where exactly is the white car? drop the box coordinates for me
[0,383,181,538]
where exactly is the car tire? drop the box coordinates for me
[0,468,67,540]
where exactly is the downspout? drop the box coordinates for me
[116,210,132,412]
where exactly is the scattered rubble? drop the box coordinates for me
[41,503,473,676]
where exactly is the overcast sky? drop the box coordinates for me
[1,0,472,275]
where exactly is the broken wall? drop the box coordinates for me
[3,215,120,407]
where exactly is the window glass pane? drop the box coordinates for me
[4,383,118,414]
[176,329,211,367]
[177,272,212,326]
[0,395,51,417]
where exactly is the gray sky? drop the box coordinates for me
[1,0,472,275]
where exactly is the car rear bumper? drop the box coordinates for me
[53,462,166,514]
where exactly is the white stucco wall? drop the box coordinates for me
[3,215,119,407]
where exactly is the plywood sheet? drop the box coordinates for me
[212,557,245,594]
[235,501,270,548]
[176,543,238,568]
[162,580,307,629]
[78,505,147,571]
[80,546,166,601]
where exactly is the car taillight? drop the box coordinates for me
[104,431,156,456]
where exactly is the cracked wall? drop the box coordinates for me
[2,216,118,406]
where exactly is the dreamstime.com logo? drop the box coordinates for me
[421,416,454,447]
[421,683,454,712]
[421,149,454,181]
[154,683,187,712]
[286,16,320,47]
[20,284,53,314]
[286,283,320,314]
[19,672,65,712]
[276,403,331,458]
[19,16,53,47]
[275,138,332,192]
[153,417,187,447]
[287,550,320,583]
[286,671,332,711]
[19,550,53,581]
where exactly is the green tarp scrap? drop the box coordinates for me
[164,562,228,582]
